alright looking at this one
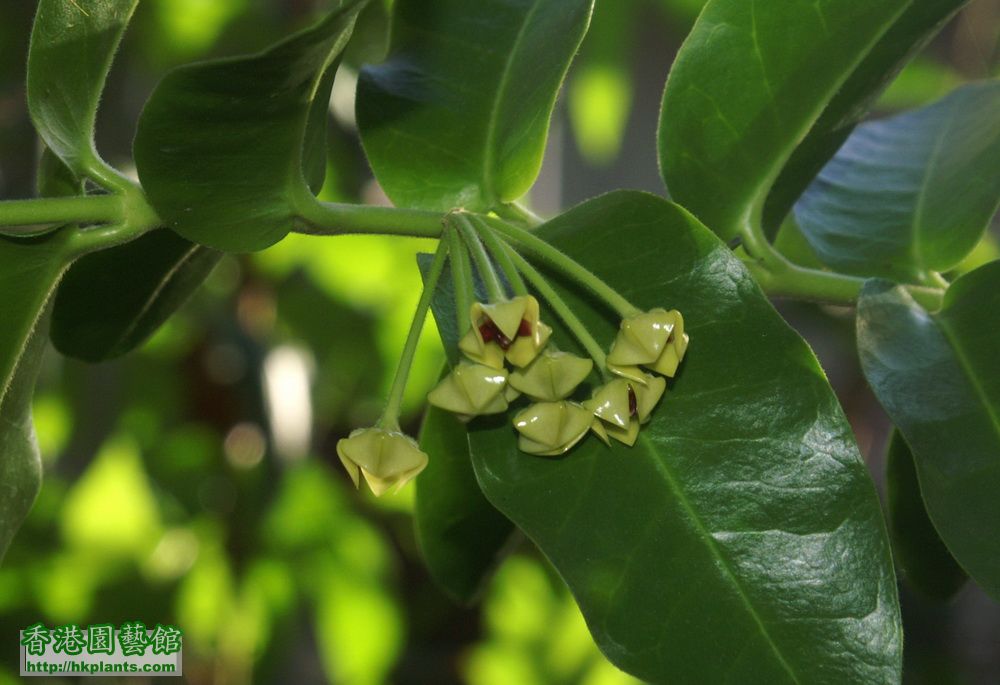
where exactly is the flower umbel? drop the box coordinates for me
[336,427,429,496]
[513,401,594,456]
[606,308,689,381]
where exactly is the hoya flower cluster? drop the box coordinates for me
[429,297,689,456]
[332,220,690,497]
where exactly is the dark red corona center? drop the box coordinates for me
[627,384,638,417]
[478,317,532,350]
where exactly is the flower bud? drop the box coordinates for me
[607,308,689,379]
[427,363,509,421]
[513,401,593,456]
[336,428,429,496]
[508,350,593,401]
[584,374,666,446]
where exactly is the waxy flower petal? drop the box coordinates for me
[505,320,552,367]
[607,308,689,378]
[464,296,552,368]
[472,296,540,340]
[606,362,649,385]
[513,401,593,456]
[427,363,509,420]
[337,427,428,496]
[508,350,593,401]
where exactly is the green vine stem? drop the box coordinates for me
[454,213,506,302]
[503,244,609,376]
[294,196,444,239]
[379,238,449,429]
[484,217,642,319]
[471,216,528,296]
[0,195,125,230]
[494,201,543,227]
[739,213,945,311]
[446,226,474,334]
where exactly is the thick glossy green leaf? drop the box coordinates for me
[0,232,75,560]
[762,0,970,233]
[659,0,915,240]
[464,192,901,682]
[858,263,1000,599]
[134,1,366,252]
[27,0,139,177]
[356,0,593,211]
[795,83,1000,282]
[51,229,222,362]
[885,430,967,601]
[416,404,516,605]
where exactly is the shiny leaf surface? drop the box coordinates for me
[429,192,902,681]
[659,0,913,239]
[762,0,970,233]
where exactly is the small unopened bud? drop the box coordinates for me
[337,428,428,496]
[584,374,666,446]
[427,363,509,421]
[513,401,594,456]
[508,350,593,401]
[607,308,689,379]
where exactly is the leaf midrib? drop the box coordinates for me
[480,0,546,204]
[909,98,956,273]
[632,432,802,684]
[113,244,205,354]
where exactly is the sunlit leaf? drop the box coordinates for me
[659,0,966,240]
[762,0,970,233]
[60,435,162,557]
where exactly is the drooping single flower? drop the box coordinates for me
[459,296,552,368]
[512,401,594,456]
[336,427,429,496]
[606,308,689,380]
[585,374,666,446]
[427,363,509,421]
[508,350,593,401]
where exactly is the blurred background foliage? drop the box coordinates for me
[0,0,998,683]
